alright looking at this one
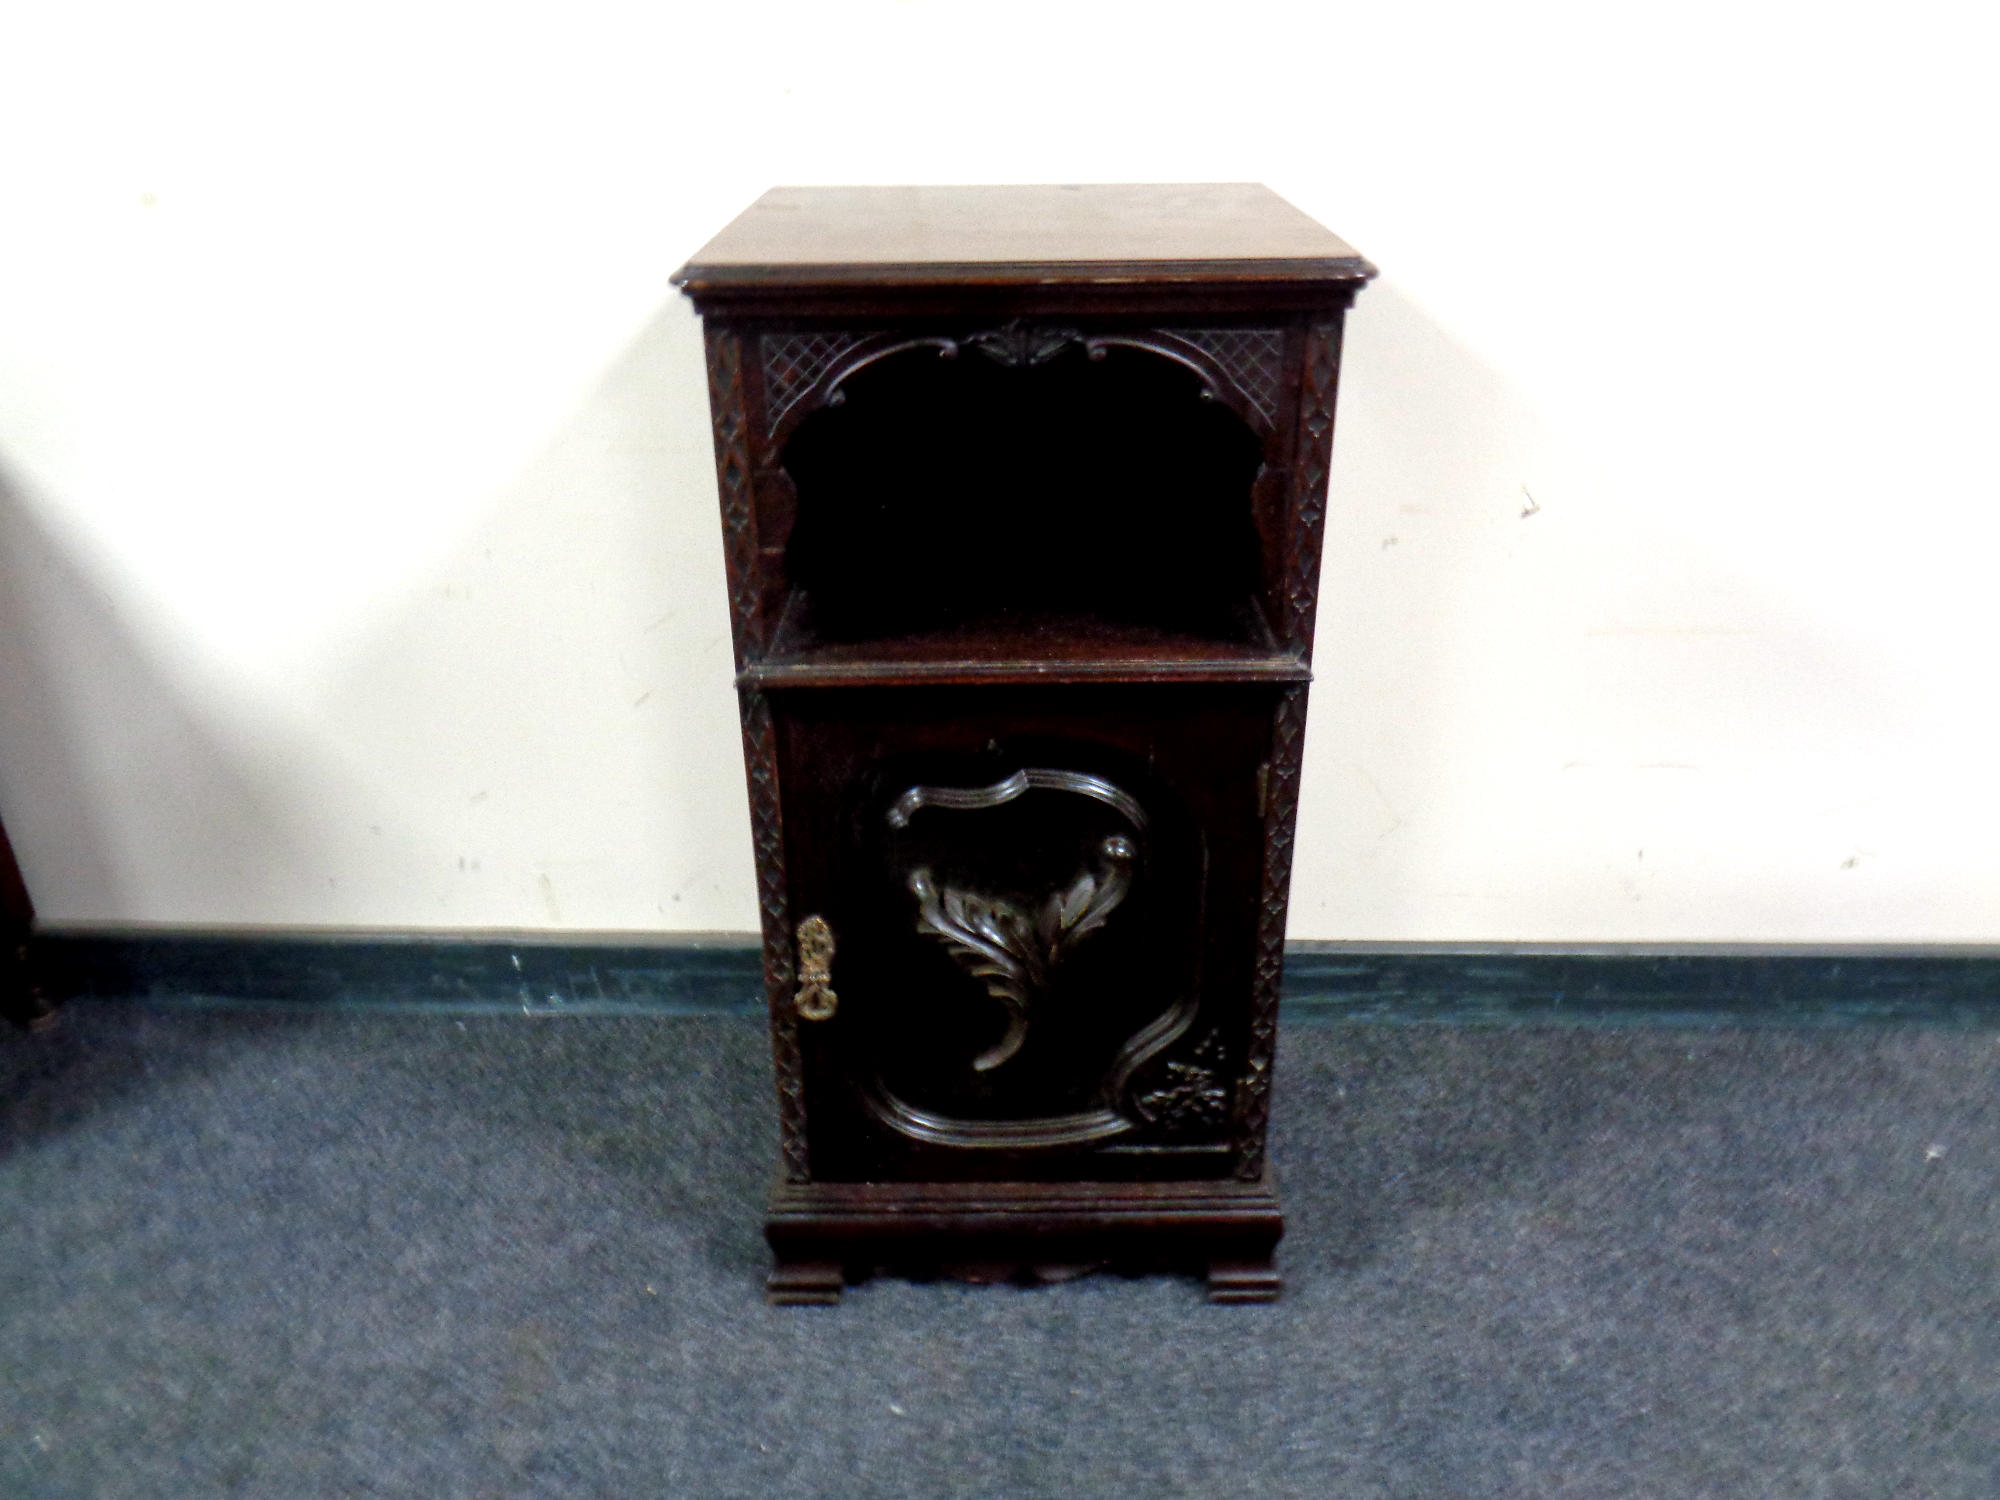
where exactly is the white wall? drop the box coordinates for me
[2,0,1995,939]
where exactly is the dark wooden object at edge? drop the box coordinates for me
[675,185,1374,1303]
[0,816,50,1030]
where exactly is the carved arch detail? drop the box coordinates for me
[759,323,1284,448]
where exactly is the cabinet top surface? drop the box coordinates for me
[674,184,1373,291]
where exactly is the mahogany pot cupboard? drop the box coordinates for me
[675,185,1374,1302]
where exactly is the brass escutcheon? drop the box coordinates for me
[794,915,838,1021]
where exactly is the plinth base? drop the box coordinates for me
[765,1175,1283,1305]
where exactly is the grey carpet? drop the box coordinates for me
[2,1004,1995,1498]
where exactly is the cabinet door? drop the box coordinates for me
[768,684,1279,1182]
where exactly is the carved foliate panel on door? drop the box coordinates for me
[850,762,1213,1157]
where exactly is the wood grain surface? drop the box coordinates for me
[675,183,1375,288]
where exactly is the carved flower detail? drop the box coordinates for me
[1134,1031,1230,1138]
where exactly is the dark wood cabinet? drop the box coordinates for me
[675,185,1373,1302]
[0,814,47,1030]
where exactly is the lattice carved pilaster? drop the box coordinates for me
[1235,684,1308,1179]
[739,690,810,1182]
[703,326,762,664]
[1283,320,1346,657]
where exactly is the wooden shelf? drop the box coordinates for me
[740,592,1309,688]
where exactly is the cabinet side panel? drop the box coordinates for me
[1281,315,1348,658]
[702,324,765,667]
[739,689,811,1182]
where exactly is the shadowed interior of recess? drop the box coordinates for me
[778,344,1269,650]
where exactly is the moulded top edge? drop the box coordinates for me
[672,184,1377,291]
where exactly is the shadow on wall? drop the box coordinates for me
[0,291,746,932]
[1300,279,1929,940]
[292,294,753,931]
[0,461,317,924]
[0,463,108,910]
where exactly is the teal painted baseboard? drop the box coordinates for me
[25,930,2000,1026]
[33,930,764,1017]
[1280,941,2000,1025]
